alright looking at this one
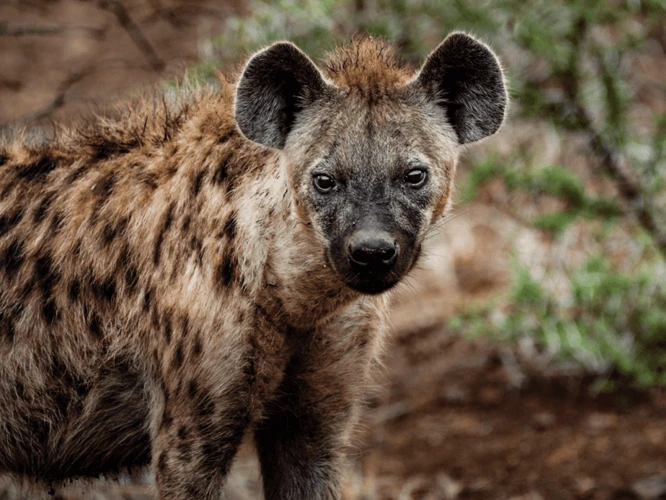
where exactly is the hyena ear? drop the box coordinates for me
[234,42,328,149]
[413,32,508,144]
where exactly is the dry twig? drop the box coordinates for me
[547,18,666,260]
[146,0,230,27]
[0,22,105,38]
[97,0,165,72]
[8,66,95,129]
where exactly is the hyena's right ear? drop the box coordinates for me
[234,42,328,149]
[412,33,508,145]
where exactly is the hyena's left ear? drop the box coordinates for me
[234,42,328,149]
[413,32,508,144]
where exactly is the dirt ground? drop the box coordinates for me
[1,1,665,499]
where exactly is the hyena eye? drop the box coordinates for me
[404,169,428,188]
[313,174,336,193]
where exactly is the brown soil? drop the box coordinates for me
[1,2,665,499]
[357,330,666,499]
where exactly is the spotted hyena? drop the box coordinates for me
[0,33,506,499]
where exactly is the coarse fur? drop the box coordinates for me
[0,34,507,499]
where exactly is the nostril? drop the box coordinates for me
[348,245,371,266]
[380,243,398,265]
[348,240,399,268]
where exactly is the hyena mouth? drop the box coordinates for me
[330,248,413,295]
[348,271,402,295]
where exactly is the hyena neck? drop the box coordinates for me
[246,158,360,329]
[147,96,360,330]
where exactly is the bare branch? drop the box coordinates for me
[144,0,230,28]
[0,22,105,38]
[8,67,95,129]
[0,78,21,91]
[574,104,666,259]
[544,99,666,259]
[96,0,165,72]
[534,17,666,260]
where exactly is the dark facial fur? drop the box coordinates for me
[298,96,436,294]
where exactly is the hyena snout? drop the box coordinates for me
[336,213,415,295]
[347,228,399,270]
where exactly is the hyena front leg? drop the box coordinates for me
[254,316,382,500]
[151,350,253,499]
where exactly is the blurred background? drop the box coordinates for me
[1,0,666,498]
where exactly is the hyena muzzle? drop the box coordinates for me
[0,33,506,499]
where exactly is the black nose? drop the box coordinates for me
[348,230,399,270]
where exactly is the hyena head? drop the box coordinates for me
[235,34,507,295]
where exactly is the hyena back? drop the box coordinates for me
[0,34,506,499]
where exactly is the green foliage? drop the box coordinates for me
[450,256,666,387]
[460,160,622,234]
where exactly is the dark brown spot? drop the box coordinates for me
[68,279,81,302]
[42,299,58,324]
[71,240,82,258]
[34,194,55,225]
[176,434,191,460]
[188,380,198,399]
[177,426,188,441]
[64,164,88,184]
[180,315,189,336]
[181,214,191,232]
[172,341,184,369]
[72,376,91,399]
[27,416,50,448]
[88,310,103,340]
[138,171,159,190]
[0,311,16,343]
[160,408,173,431]
[217,129,235,144]
[151,306,160,330]
[49,210,65,234]
[192,335,202,358]
[143,288,152,312]
[0,209,23,237]
[163,313,173,344]
[196,390,215,416]
[16,156,57,181]
[52,385,72,414]
[212,154,229,185]
[49,353,67,379]
[176,438,191,461]
[244,338,257,386]
[15,380,25,399]
[34,254,59,297]
[192,170,206,197]
[215,254,236,289]
[165,165,178,178]
[191,237,203,263]
[102,222,117,245]
[88,135,139,161]
[154,203,174,266]
[157,451,168,473]
[96,172,116,200]
[200,411,248,472]
[225,176,236,196]
[92,277,116,303]
[223,212,237,241]
[125,265,139,294]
